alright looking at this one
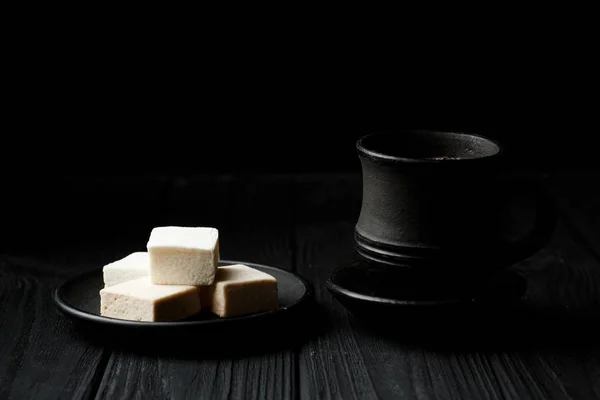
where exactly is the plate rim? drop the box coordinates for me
[53,260,313,328]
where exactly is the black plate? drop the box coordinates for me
[53,260,313,338]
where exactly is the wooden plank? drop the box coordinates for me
[293,174,381,399]
[0,258,108,399]
[97,350,296,399]
[294,173,600,400]
[296,221,381,399]
[0,174,172,398]
[94,174,298,400]
[2,171,597,399]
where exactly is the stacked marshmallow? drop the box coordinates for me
[100,226,278,322]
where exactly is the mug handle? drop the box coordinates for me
[492,179,557,266]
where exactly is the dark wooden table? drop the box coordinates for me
[1,171,599,399]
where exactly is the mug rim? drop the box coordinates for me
[356,130,503,164]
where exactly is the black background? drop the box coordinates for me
[4,51,598,176]
[2,12,597,176]
[8,95,597,175]
[2,52,597,255]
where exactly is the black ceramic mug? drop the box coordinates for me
[355,131,556,274]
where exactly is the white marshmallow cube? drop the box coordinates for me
[200,264,278,318]
[103,252,149,287]
[100,277,201,322]
[147,226,219,286]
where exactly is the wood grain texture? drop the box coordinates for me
[296,221,381,400]
[294,174,600,400]
[0,258,108,400]
[0,172,599,399]
[0,174,173,399]
[94,175,298,400]
[293,175,381,399]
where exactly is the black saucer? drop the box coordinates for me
[325,259,527,318]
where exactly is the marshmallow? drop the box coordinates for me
[102,252,149,287]
[147,226,219,286]
[202,264,278,318]
[100,277,201,322]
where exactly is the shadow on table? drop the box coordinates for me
[330,265,600,353]
[348,298,600,354]
[72,299,329,359]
